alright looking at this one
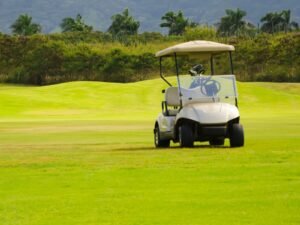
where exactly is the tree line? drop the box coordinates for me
[0,8,299,85]
[0,31,299,85]
[7,8,299,37]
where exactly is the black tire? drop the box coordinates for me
[209,137,225,146]
[154,126,170,148]
[230,123,244,147]
[179,124,194,148]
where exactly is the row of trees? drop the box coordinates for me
[0,35,158,85]
[9,8,299,37]
[0,32,299,85]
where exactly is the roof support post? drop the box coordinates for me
[229,51,234,74]
[159,57,172,86]
[174,53,183,107]
[174,53,179,76]
[210,56,215,75]
[229,52,238,107]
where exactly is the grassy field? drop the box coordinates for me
[0,80,299,225]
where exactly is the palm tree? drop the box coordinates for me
[160,11,193,35]
[60,14,93,32]
[10,14,41,36]
[217,8,250,36]
[260,10,298,33]
[108,9,140,37]
[281,10,299,32]
[260,12,284,33]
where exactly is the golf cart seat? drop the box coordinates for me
[164,87,180,116]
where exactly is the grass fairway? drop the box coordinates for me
[0,80,299,225]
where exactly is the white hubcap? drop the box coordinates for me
[155,129,159,145]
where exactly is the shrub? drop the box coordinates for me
[0,32,299,85]
[184,26,217,41]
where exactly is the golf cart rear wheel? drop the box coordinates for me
[154,126,170,148]
[209,137,225,146]
[179,124,194,148]
[230,124,244,147]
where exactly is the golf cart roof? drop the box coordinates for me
[155,40,235,58]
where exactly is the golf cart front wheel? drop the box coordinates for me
[179,124,194,148]
[230,124,244,147]
[154,126,170,148]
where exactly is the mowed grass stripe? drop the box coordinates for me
[0,80,299,225]
[0,79,299,121]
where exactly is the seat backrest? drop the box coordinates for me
[165,87,180,107]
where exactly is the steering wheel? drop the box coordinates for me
[189,64,205,76]
[200,78,221,96]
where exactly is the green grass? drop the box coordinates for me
[0,80,300,225]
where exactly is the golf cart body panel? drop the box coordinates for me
[157,113,175,132]
[154,40,244,148]
[176,102,239,125]
[156,113,175,139]
[176,74,240,124]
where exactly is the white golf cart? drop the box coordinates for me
[153,41,244,148]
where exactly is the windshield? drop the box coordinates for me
[178,75,238,105]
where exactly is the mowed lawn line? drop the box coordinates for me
[0,80,299,121]
[0,120,152,146]
[0,81,299,225]
[0,80,168,121]
[0,117,299,225]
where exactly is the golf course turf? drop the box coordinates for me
[0,80,299,225]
